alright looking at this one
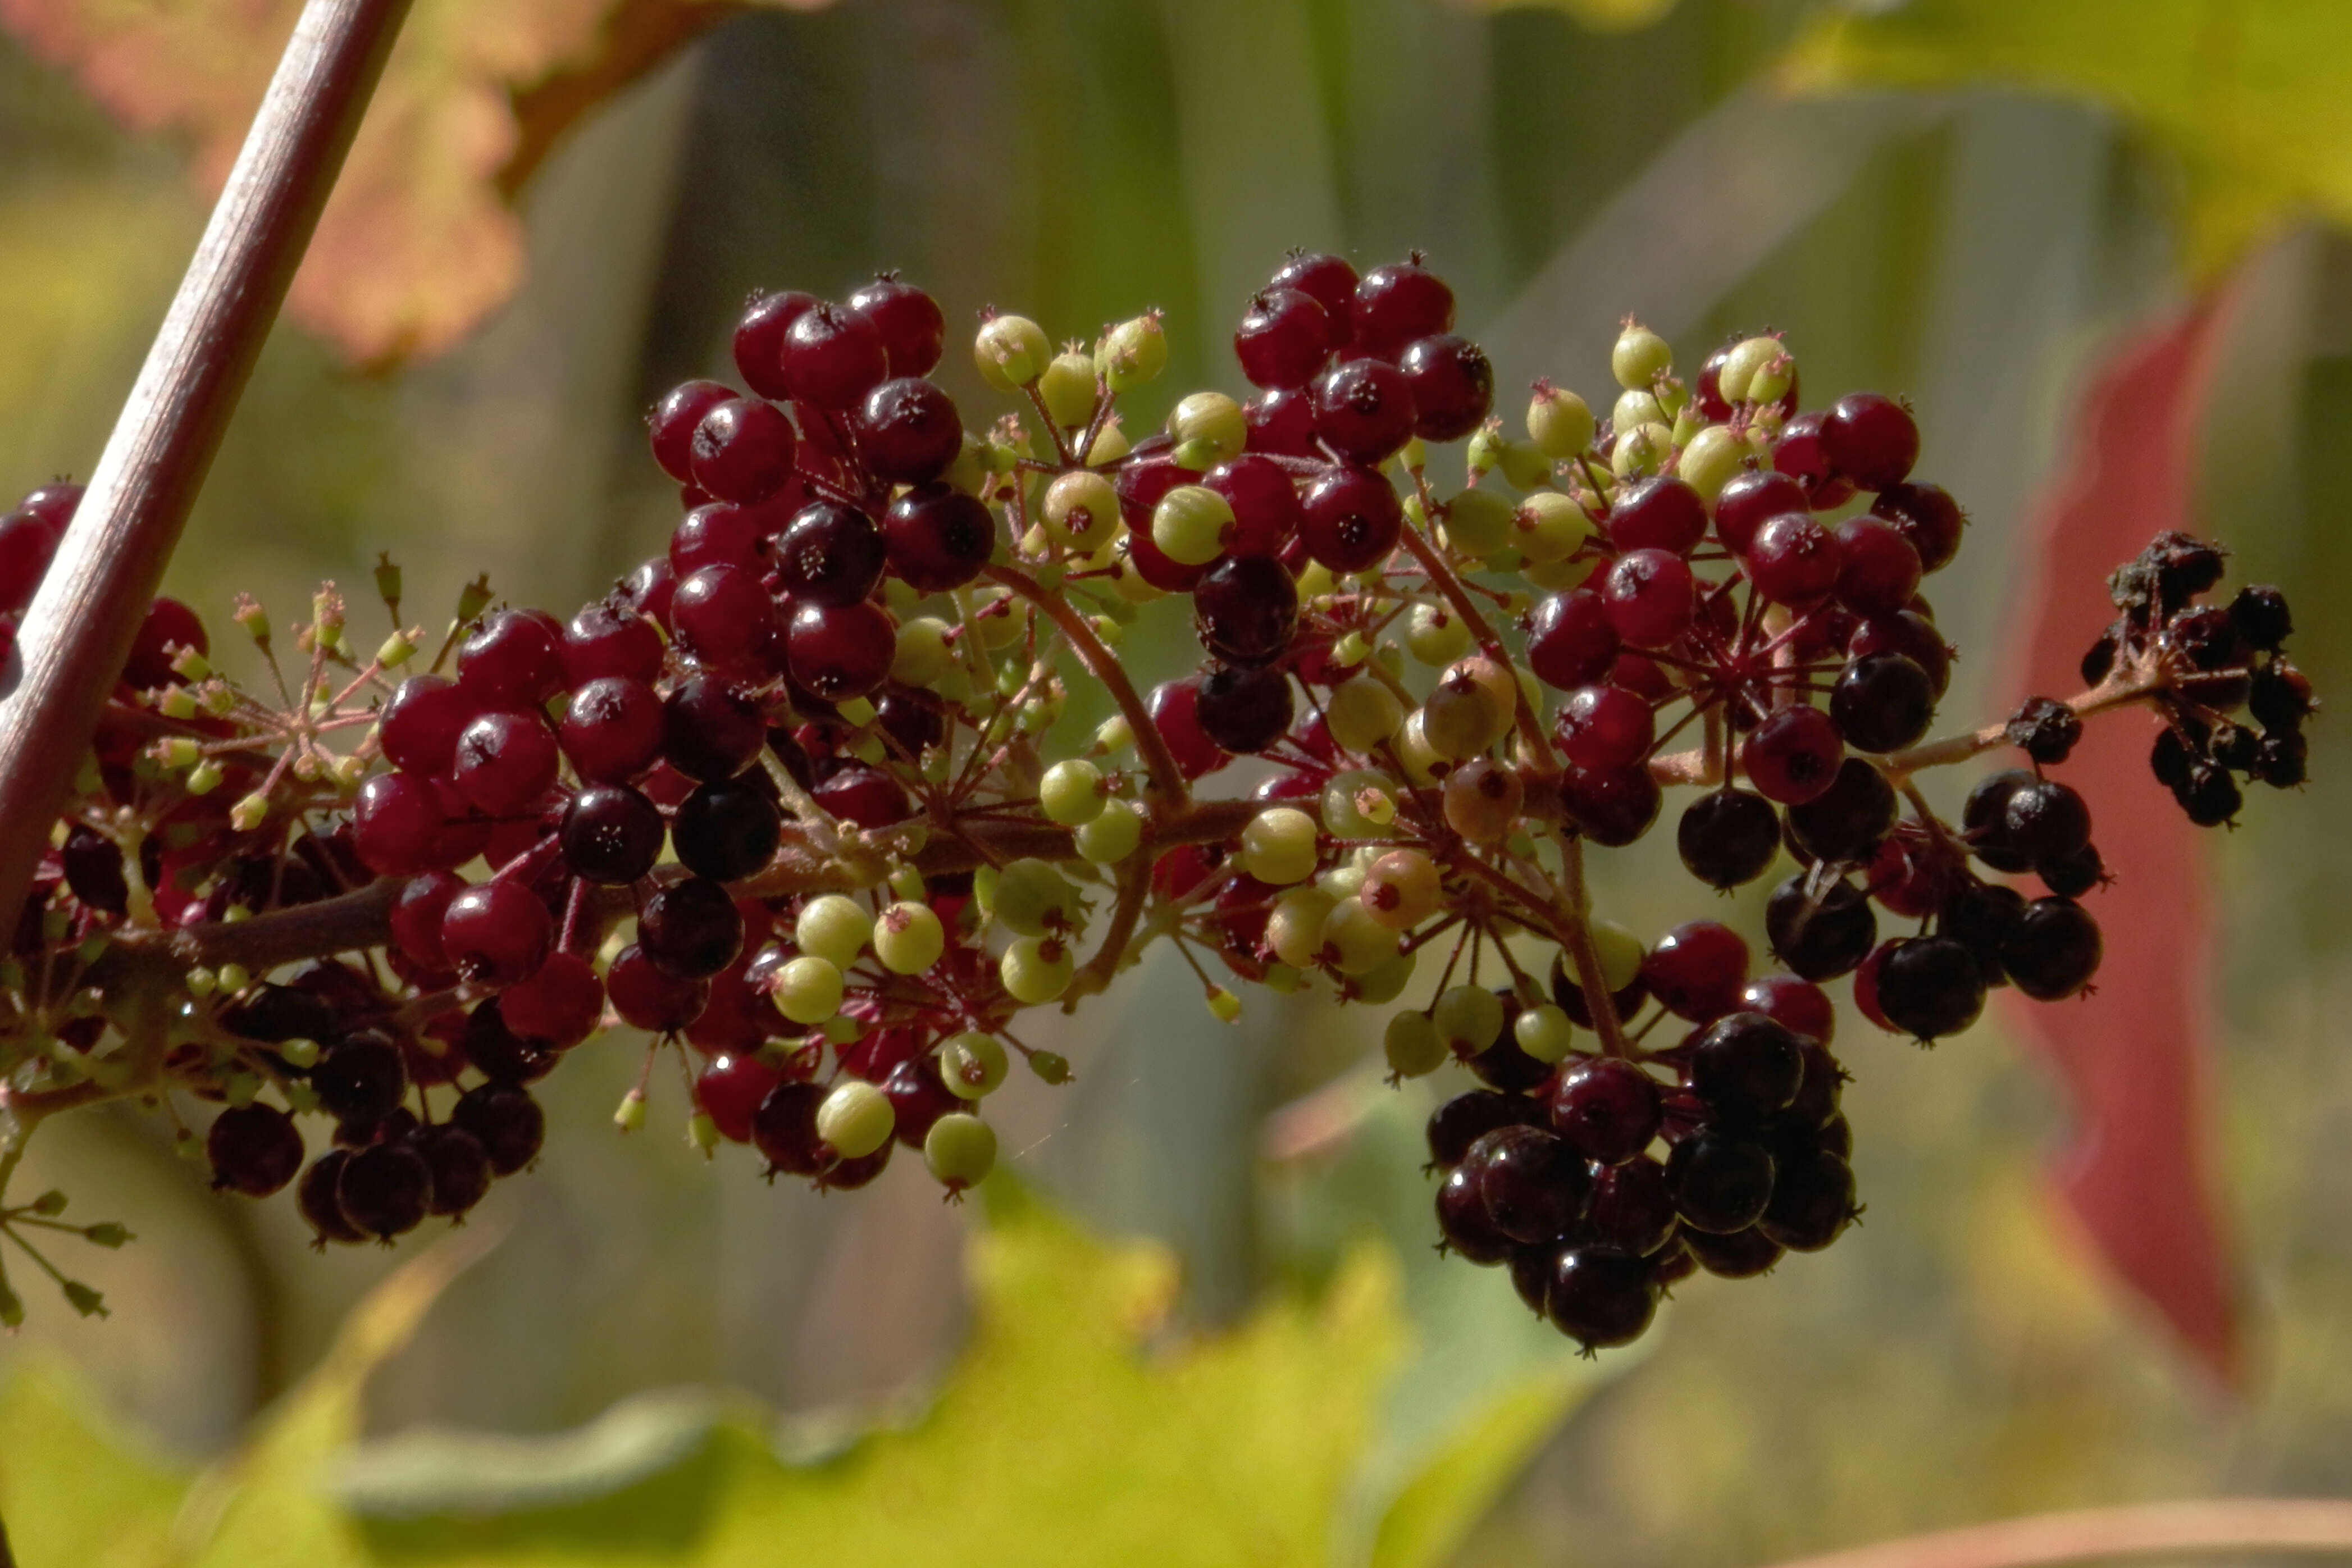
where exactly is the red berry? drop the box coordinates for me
[751,1081,835,1178]
[1832,514,1923,618]
[1234,288,1333,390]
[1245,388,1319,456]
[1298,466,1403,574]
[1549,1058,1665,1166]
[452,710,560,815]
[696,1052,785,1143]
[1271,252,1359,347]
[775,501,886,607]
[1848,610,1951,698]
[883,483,996,593]
[783,302,889,409]
[1712,467,1806,555]
[352,771,454,876]
[1771,411,1856,509]
[787,599,895,701]
[1643,920,1749,1022]
[1311,357,1417,465]
[124,597,207,689]
[813,764,914,827]
[732,290,818,400]
[648,379,733,482]
[1555,683,1655,771]
[389,870,464,969]
[1739,973,1835,1045]
[1204,455,1303,558]
[690,397,797,503]
[1148,677,1231,780]
[668,564,780,676]
[1821,392,1919,491]
[458,608,567,709]
[379,673,482,775]
[1558,763,1661,847]
[1351,259,1454,361]
[1599,548,1695,648]
[1397,334,1492,441]
[500,951,604,1047]
[563,601,664,686]
[1607,476,1708,557]
[662,674,767,782]
[669,502,767,575]
[440,880,552,987]
[1527,589,1620,691]
[847,275,946,377]
[856,377,963,485]
[559,676,664,783]
[1741,703,1844,805]
[1743,513,1843,607]
[1871,482,1964,574]
[607,942,709,1032]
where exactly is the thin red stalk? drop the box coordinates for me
[0,0,414,923]
[1759,1499,2352,1568]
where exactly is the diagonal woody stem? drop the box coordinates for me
[1759,1499,2352,1568]
[0,0,414,927]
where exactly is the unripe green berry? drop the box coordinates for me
[1590,919,1644,992]
[1267,886,1337,969]
[892,617,956,688]
[1097,314,1167,391]
[795,895,872,970]
[1420,662,1513,762]
[1676,423,1747,507]
[614,1087,647,1133]
[1406,602,1473,667]
[874,901,946,974]
[1384,1010,1447,1078]
[925,1113,997,1192]
[1029,1051,1072,1084]
[976,313,1052,391]
[1465,425,1508,481]
[1610,421,1672,480]
[942,1031,1009,1099]
[1355,951,1418,1005]
[1001,936,1075,1003]
[1611,322,1674,390]
[1433,984,1505,1052]
[1152,484,1233,567]
[1392,710,1442,786]
[1438,489,1514,558]
[1325,679,1403,753]
[1321,770,1398,838]
[771,955,845,1025]
[1359,848,1441,931]
[1241,806,1320,886]
[1716,335,1786,405]
[1075,798,1143,863]
[1515,490,1595,563]
[1205,986,1243,1023]
[992,857,1081,936]
[1167,391,1246,466]
[1040,759,1106,826]
[1612,388,1666,438]
[1496,439,1554,491]
[1514,1003,1577,1064]
[1319,897,1398,975]
[1039,349,1100,427]
[1043,471,1120,551]
[818,1079,896,1157]
[1526,383,1595,459]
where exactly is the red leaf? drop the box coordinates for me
[2003,293,2240,1381]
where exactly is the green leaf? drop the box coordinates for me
[1436,0,1680,34]
[0,1356,188,1568]
[1782,0,2352,274]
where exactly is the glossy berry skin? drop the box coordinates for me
[1765,874,1877,982]
[1849,611,1952,698]
[2000,897,2102,1000]
[637,877,745,981]
[440,881,552,987]
[1398,334,1493,440]
[857,378,962,485]
[732,290,818,399]
[695,1053,786,1144]
[462,610,569,712]
[1545,1247,1657,1350]
[1742,704,1844,805]
[1245,388,1318,456]
[298,1152,367,1245]
[311,1034,407,1124]
[1739,974,1836,1046]
[1745,513,1844,607]
[417,1126,493,1218]
[669,565,779,676]
[500,952,604,1048]
[1435,1166,1514,1266]
[560,784,664,884]
[1871,482,1964,573]
[558,677,664,785]
[1821,392,1920,491]
[883,1057,963,1150]
[338,1141,432,1239]
[1192,555,1298,668]
[1831,653,1935,753]
[1148,677,1232,780]
[605,943,710,1032]
[753,1081,836,1178]
[1872,936,1986,1040]
[1528,590,1620,691]
[662,676,765,782]
[669,501,765,575]
[1548,1058,1663,1165]
[2000,778,2093,867]
[380,674,480,775]
[787,600,895,701]
[847,275,946,377]
[1559,763,1662,848]
[1556,684,1654,772]
[672,777,783,883]
[1462,1125,1589,1245]
[1588,1158,1679,1255]
[1833,515,1924,618]
[1193,664,1293,754]
[1643,922,1748,1022]
[1712,468,1807,555]
[813,764,914,827]
[1771,412,1854,509]
[884,484,996,593]
[1426,1090,1546,1168]
[352,772,455,877]
[1600,549,1696,648]
[775,502,886,607]
[1608,476,1708,557]
[1683,1225,1785,1279]
[782,302,889,409]
[1665,1127,1776,1234]
[1312,358,1417,464]
[1234,288,1333,390]
[690,397,796,503]
[1784,756,1897,863]
[564,602,665,687]
[453,1083,545,1175]
[208,1102,304,1196]
[649,379,734,481]
[1270,252,1359,341]
[124,596,208,689]
[1686,1012,1805,1123]
[1298,466,1403,574]
[1677,788,1781,888]
[1761,1148,1856,1252]
[1351,259,1455,361]
[452,710,559,816]
[1205,455,1305,558]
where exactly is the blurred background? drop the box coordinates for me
[4,0,2351,1561]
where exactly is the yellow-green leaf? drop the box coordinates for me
[0,1356,188,1568]
[1437,0,1679,33]
[1782,0,2352,275]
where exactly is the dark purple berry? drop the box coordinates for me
[1547,1057,1662,1165]
[1435,1165,1513,1265]
[1545,1247,1657,1350]
[1681,1224,1784,1278]
[639,877,744,979]
[1783,756,1897,864]
[1665,1128,1775,1234]
[672,777,783,883]
[847,275,946,377]
[208,1103,304,1197]
[1760,1148,1855,1252]
[1765,874,1876,982]
[883,483,995,593]
[1587,1157,1679,1255]
[1872,936,1986,1041]
[857,378,963,485]
[453,1083,545,1175]
[338,1141,432,1240]
[1426,1090,1545,1169]
[1193,664,1293,754]
[1191,555,1297,668]
[298,1152,367,1245]
[1397,334,1492,441]
[1676,788,1781,889]
[561,784,665,885]
[2000,896,2102,1000]
[1233,289,1333,390]
[1830,652,1935,753]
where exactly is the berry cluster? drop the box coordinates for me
[0,252,2312,1341]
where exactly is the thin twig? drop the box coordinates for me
[0,0,414,923]
[1759,1498,2352,1568]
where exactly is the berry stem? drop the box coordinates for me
[1549,829,1633,1059]
[983,562,1191,811]
[1389,496,1561,775]
[1066,858,1151,1003]
[1757,1498,2352,1568]
[0,0,413,927]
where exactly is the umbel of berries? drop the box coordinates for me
[0,248,2314,1341]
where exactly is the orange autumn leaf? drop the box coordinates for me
[0,0,831,366]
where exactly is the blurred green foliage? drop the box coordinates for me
[4,1,2352,1565]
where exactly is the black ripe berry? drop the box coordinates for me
[1547,1057,1663,1165]
[417,1125,494,1218]
[1435,1166,1514,1265]
[1685,1012,1806,1124]
[1426,1089,1546,1169]
[309,1031,408,1124]
[338,1141,433,1241]
[1192,664,1294,754]
[2003,697,2083,765]
[1765,874,1876,982]
[1678,788,1782,888]
[671,777,784,883]
[208,1103,304,1197]
[1463,1125,1590,1245]
[1665,1128,1776,1234]
[1784,756,1898,864]
[2000,896,2102,1000]
[1760,1148,1856,1252]
[1872,936,1986,1041]
[1683,1224,1785,1279]
[298,1152,367,1246]
[1545,1247,1658,1351]
[453,1083,545,1175]
[1831,652,1935,753]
